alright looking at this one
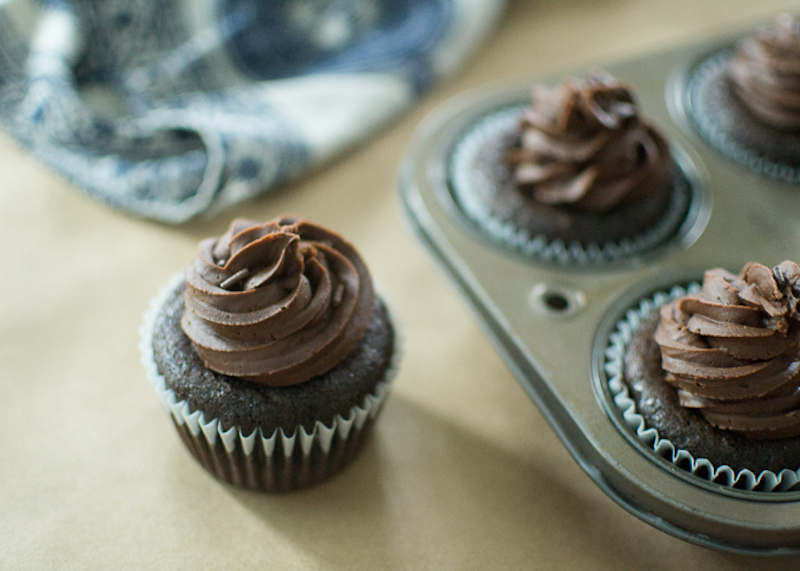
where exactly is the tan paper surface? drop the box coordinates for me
[3,1,800,568]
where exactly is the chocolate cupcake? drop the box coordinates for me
[449,72,692,264]
[604,261,800,491]
[684,14,800,181]
[140,217,399,492]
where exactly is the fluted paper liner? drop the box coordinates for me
[603,284,800,492]
[140,274,399,492]
[448,107,692,264]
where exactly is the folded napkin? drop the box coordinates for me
[0,0,504,223]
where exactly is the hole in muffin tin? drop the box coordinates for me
[543,292,569,311]
[529,284,585,318]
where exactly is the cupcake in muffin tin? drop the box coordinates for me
[603,261,800,492]
[448,71,694,264]
[683,14,800,181]
[141,217,399,492]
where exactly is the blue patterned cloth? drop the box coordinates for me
[0,0,504,222]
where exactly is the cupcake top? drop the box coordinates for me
[181,217,375,387]
[506,72,672,213]
[728,14,800,130]
[654,261,800,440]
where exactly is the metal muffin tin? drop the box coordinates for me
[398,29,800,554]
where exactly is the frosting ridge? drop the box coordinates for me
[654,261,800,439]
[506,72,672,213]
[728,14,800,130]
[181,217,375,387]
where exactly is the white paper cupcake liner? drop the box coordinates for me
[684,50,800,183]
[139,273,400,492]
[603,283,800,493]
[448,107,692,264]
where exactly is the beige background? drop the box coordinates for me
[3,1,800,568]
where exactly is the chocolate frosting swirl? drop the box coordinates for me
[728,14,800,130]
[181,217,375,387]
[654,261,800,439]
[506,72,672,213]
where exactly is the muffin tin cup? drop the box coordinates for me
[602,283,800,494]
[399,20,800,554]
[140,274,400,493]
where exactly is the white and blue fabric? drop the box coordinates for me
[0,0,504,223]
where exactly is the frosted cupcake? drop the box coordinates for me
[140,217,399,492]
[684,14,800,181]
[449,72,692,264]
[605,261,800,491]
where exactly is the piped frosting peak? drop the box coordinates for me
[181,217,375,387]
[655,261,800,439]
[507,71,672,213]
